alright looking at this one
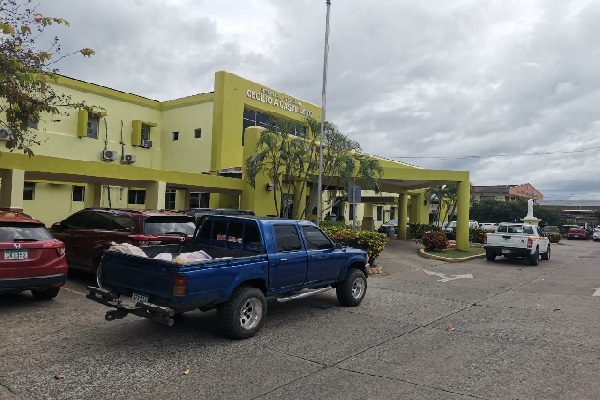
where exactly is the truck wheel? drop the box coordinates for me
[528,248,539,266]
[31,287,60,300]
[217,287,267,339]
[541,245,551,260]
[486,250,496,261]
[336,268,367,307]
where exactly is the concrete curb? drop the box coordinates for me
[418,247,487,263]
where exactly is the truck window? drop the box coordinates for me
[227,222,244,249]
[523,226,534,234]
[301,225,334,250]
[243,222,262,252]
[198,220,212,240]
[273,225,302,252]
[498,225,507,233]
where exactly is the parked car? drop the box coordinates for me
[479,222,498,230]
[593,228,600,242]
[180,208,255,224]
[89,215,370,339]
[560,225,579,235]
[0,211,67,299]
[543,225,560,234]
[50,208,196,275]
[378,219,398,234]
[567,227,589,240]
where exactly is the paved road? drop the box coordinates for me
[1,239,599,399]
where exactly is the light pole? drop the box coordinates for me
[317,0,331,224]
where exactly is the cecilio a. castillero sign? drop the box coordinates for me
[246,87,313,117]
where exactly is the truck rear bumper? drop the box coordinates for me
[86,286,175,326]
[484,246,531,257]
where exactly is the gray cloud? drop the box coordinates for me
[29,0,600,200]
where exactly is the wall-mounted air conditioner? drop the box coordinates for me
[141,139,153,148]
[121,154,136,164]
[102,150,118,161]
[0,128,12,141]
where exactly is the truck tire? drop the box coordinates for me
[486,250,496,261]
[541,245,551,260]
[31,287,60,300]
[217,287,267,339]
[336,268,367,307]
[528,248,539,266]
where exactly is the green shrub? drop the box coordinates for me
[320,224,387,265]
[547,233,561,243]
[469,227,487,244]
[409,223,441,239]
[422,230,450,251]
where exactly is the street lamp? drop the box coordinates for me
[316,0,332,224]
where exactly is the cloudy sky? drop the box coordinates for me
[34,0,600,200]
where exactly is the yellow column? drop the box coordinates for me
[398,193,408,239]
[240,126,278,216]
[293,179,307,220]
[146,181,166,210]
[175,189,188,210]
[455,180,471,251]
[0,169,24,210]
[361,203,375,231]
[84,183,102,208]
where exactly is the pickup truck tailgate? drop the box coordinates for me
[486,233,529,248]
[100,251,177,299]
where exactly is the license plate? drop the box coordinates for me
[502,249,511,254]
[4,250,28,260]
[131,291,149,304]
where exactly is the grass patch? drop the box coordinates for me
[423,247,486,259]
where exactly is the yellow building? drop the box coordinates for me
[0,71,472,249]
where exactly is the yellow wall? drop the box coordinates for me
[211,71,322,172]
[161,101,214,173]
[35,82,164,169]
[22,182,85,226]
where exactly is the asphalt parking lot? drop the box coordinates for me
[1,239,599,399]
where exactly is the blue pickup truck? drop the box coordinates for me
[87,215,370,339]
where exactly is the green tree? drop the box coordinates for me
[244,117,383,219]
[0,0,95,155]
[426,182,473,224]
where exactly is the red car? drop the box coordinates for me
[567,227,589,240]
[50,208,196,276]
[0,211,67,300]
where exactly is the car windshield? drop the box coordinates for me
[0,223,53,241]
[385,219,398,225]
[142,217,196,236]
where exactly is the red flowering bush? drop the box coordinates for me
[422,230,449,251]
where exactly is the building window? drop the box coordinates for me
[242,108,307,145]
[72,186,85,202]
[23,182,35,201]
[194,128,202,139]
[127,189,146,205]
[28,117,38,130]
[87,116,99,139]
[376,206,383,221]
[165,190,176,210]
[141,124,151,142]
[172,131,179,141]
[480,195,496,202]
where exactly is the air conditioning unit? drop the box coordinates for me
[121,154,136,164]
[0,128,12,141]
[140,139,153,148]
[102,150,118,161]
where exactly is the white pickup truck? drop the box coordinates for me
[484,223,550,266]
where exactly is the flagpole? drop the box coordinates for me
[317,0,331,225]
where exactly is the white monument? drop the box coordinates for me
[522,198,541,226]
